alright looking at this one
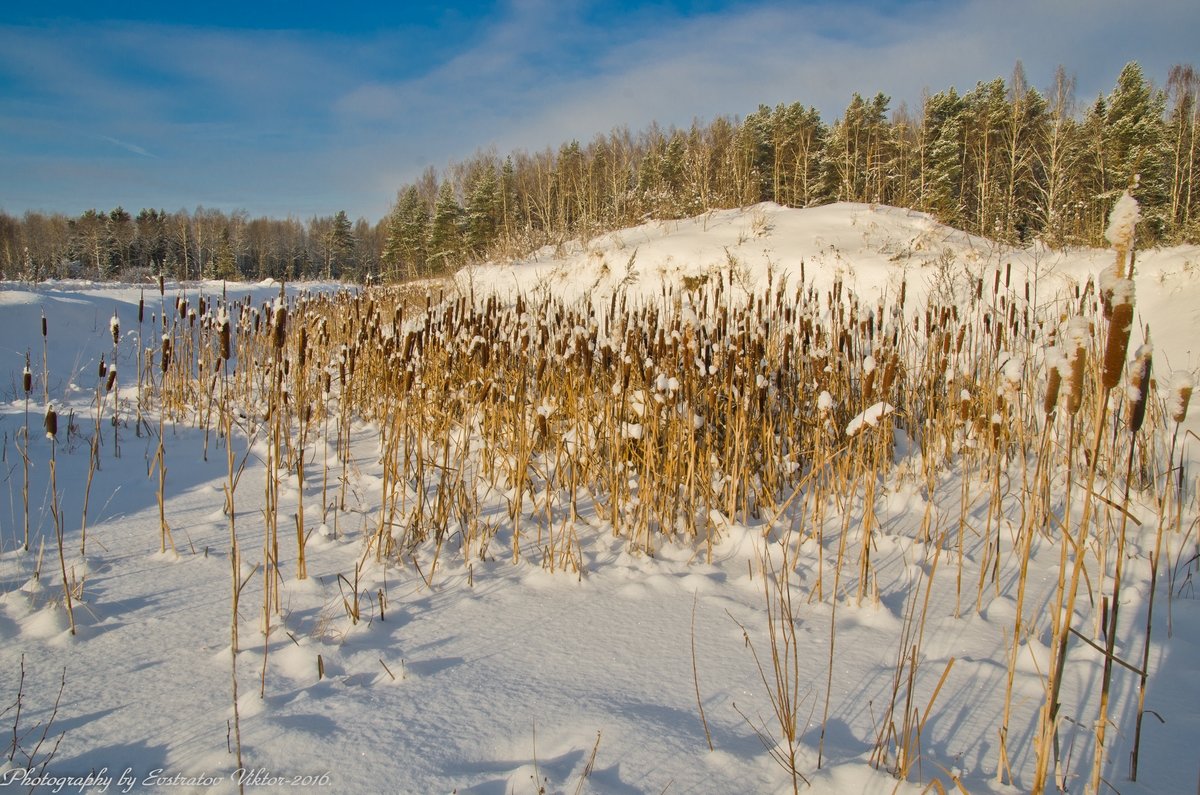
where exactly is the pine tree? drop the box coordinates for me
[1104,62,1171,241]
[920,89,966,225]
[466,164,500,257]
[382,187,430,280]
[325,210,355,279]
[214,229,238,280]
[428,181,463,273]
[104,207,134,280]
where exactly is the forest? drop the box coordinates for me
[1,60,1196,283]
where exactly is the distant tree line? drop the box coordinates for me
[0,206,376,283]
[2,61,1196,282]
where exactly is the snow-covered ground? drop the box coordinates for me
[1,203,1199,794]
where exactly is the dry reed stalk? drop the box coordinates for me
[731,536,810,794]
[21,355,32,551]
[1088,343,1151,793]
[44,405,75,635]
[1131,367,1190,780]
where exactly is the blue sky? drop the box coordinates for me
[1,0,1197,223]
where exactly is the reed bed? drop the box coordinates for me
[9,194,1193,793]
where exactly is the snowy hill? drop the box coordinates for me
[467,202,1200,371]
[1,203,1199,795]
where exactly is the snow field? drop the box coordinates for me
[1,203,1199,794]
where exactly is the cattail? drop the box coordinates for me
[862,356,877,402]
[881,358,897,395]
[1042,347,1066,416]
[1126,345,1152,433]
[272,301,287,350]
[138,292,145,324]
[44,404,58,439]
[41,312,47,338]
[1066,348,1086,416]
[1044,365,1061,417]
[1064,318,1089,416]
[110,312,120,347]
[1105,190,1141,278]
[23,363,32,395]
[98,355,107,379]
[106,366,118,393]
[218,314,232,361]
[1169,371,1194,424]
[1101,279,1135,391]
[161,335,172,372]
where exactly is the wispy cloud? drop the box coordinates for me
[98,135,158,158]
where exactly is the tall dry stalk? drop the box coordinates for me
[20,354,32,551]
[45,404,75,636]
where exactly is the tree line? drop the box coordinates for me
[2,61,1196,283]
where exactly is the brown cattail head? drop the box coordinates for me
[98,355,107,380]
[41,312,47,338]
[161,335,172,373]
[1126,345,1152,433]
[44,404,58,439]
[1044,364,1062,417]
[158,274,165,296]
[218,316,232,361]
[1064,318,1089,416]
[106,366,117,393]
[23,364,32,395]
[110,312,120,347]
[1101,279,1135,391]
[138,291,145,324]
[1170,371,1194,424]
[272,302,287,350]
[880,356,897,395]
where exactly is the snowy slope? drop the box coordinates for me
[1,205,1199,795]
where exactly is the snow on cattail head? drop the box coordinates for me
[1104,190,1140,252]
[1065,316,1091,350]
[1168,371,1194,424]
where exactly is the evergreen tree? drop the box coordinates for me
[105,207,134,279]
[214,229,238,280]
[326,210,356,278]
[920,89,966,224]
[466,164,500,256]
[1105,62,1171,241]
[428,181,463,273]
[499,156,520,247]
[736,106,774,203]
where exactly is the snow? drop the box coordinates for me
[845,402,895,436]
[2,208,1200,794]
[1104,190,1141,251]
